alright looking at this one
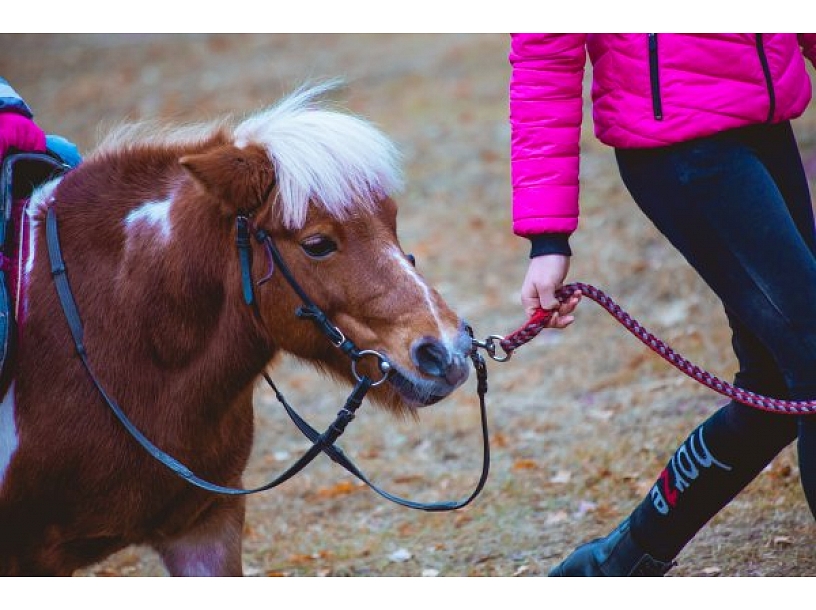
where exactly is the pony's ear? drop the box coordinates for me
[180,144,275,216]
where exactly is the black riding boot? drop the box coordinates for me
[548,519,675,577]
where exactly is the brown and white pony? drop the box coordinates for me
[0,83,472,576]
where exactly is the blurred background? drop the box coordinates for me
[1,33,814,576]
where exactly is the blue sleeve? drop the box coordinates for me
[46,134,82,168]
[0,77,34,118]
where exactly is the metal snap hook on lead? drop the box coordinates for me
[472,335,513,362]
[352,349,393,386]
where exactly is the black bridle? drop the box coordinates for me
[44,198,491,511]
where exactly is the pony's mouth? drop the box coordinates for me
[386,362,469,407]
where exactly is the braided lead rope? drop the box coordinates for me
[499,282,816,415]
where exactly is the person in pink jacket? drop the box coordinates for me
[0,78,46,160]
[0,77,81,166]
[510,33,816,576]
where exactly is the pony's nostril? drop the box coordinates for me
[445,357,469,386]
[411,337,450,378]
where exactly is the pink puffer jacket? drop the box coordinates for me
[509,33,816,237]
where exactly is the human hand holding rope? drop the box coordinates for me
[520,254,582,329]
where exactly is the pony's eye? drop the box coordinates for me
[300,235,337,259]
[406,253,416,267]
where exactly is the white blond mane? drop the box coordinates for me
[233,81,403,228]
[94,81,403,230]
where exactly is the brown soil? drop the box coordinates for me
[2,33,815,577]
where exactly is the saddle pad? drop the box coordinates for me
[0,152,69,390]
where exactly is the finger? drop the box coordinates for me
[551,315,575,329]
[558,295,582,316]
[521,296,544,317]
[537,295,560,313]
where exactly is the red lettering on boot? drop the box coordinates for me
[659,469,679,507]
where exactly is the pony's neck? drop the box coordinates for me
[28,150,275,417]
[119,178,276,408]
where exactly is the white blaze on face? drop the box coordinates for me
[124,199,173,242]
[0,383,19,490]
[388,245,447,342]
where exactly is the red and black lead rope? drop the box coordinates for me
[493,282,816,415]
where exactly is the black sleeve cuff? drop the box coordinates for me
[527,233,572,258]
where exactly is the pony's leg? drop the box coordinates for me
[153,497,246,576]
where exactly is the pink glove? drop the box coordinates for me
[0,112,46,160]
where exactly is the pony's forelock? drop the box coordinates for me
[232,82,404,229]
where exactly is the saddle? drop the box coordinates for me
[0,151,70,387]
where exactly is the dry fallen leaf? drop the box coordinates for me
[513,459,538,470]
[398,523,415,536]
[392,474,425,484]
[454,513,473,527]
[287,551,332,565]
[315,481,365,498]
[491,432,509,448]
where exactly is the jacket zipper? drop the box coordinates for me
[755,34,776,123]
[648,34,663,120]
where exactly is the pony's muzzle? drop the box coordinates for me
[410,336,469,386]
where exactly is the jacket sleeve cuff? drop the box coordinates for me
[528,233,572,258]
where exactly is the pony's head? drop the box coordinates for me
[176,83,471,412]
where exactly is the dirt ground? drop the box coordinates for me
[2,33,815,577]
